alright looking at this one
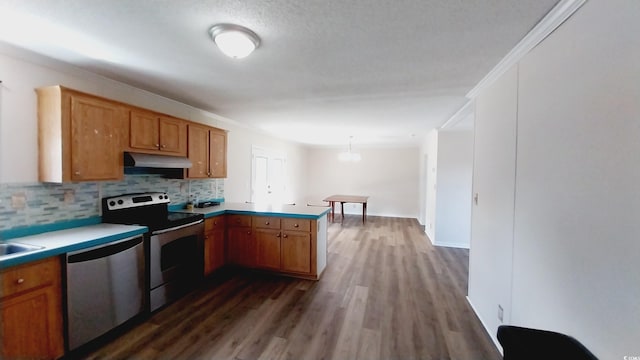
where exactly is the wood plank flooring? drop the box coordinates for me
[83,216,501,360]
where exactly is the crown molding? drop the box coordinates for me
[440,100,474,129]
[465,0,587,99]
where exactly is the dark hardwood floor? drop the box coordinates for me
[84,215,501,359]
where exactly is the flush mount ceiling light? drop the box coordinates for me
[209,23,260,59]
[338,136,361,162]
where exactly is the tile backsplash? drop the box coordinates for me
[0,175,224,231]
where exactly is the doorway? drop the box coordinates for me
[251,146,288,205]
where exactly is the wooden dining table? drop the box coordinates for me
[323,195,369,224]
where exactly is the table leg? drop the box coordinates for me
[363,202,367,224]
[340,202,345,223]
[330,201,335,222]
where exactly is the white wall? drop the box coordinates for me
[434,130,473,248]
[468,0,640,358]
[223,121,307,204]
[420,129,473,247]
[511,0,640,357]
[0,45,307,203]
[306,146,419,218]
[420,130,438,240]
[468,64,518,349]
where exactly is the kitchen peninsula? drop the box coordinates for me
[0,202,329,358]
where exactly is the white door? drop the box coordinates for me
[251,147,287,205]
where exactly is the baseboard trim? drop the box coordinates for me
[466,296,504,356]
[433,242,470,249]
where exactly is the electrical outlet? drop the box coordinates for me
[64,190,75,204]
[11,193,27,210]
[498,305,504,322]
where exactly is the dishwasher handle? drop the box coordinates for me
[67,236,143,263]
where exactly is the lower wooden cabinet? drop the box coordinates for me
[252,217,315,276]
[281,231,312,274]
[215,214,323,279]
[0,257,64,359]
[204,216,226,275]
[227,215,255,268]
[255,229,282,270]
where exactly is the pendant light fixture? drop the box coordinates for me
[209,23,260,59]
[338,136,361,162]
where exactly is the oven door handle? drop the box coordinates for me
[151,219,204,235]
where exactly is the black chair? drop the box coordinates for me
[497,325,598,360]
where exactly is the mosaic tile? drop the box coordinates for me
[0,175,224,231]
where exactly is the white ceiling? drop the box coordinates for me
[0,0,559,146]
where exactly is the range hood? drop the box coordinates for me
[124,152,192,169]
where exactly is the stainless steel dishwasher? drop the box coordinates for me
[65,235,145,351]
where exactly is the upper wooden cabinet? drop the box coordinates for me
[37,86,125,183]
[187,124,227,179]
[129,110,187,156]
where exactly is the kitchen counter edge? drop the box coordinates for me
[0,224,148,269]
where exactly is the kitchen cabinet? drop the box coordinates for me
[254,217,281,270]
[252,216,315,276]
[255,229,282,270]
[129,110,187,156]
[209,128,227,178]
[204,216,226,275]
[37,86,125,182]
[281,219,312,274]
[0,256,64,359]
[186,124,227,179]
[227,215,254,267]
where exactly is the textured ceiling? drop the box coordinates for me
[0,0,558,145]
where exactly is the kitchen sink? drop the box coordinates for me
[0,242,44,257]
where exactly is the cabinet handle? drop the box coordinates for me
[283,234,288,238]
[294,224,299,228]
[247,231,251,235]
[276,233,281,237]
[265,221,270,225]
[16,278,25,284]
[155,143,160,149]
[161,144,166,149]
[74,171,81,175]
[214,221,218,225]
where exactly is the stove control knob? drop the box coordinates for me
[109,201,116,207]
[117,200,124,205]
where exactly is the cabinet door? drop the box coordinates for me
[0,257,64,359]
[204,229,226,275]
[187,125,210,178]
[209,129,227,178]
[255,229,281,270]
[159,117,187,156]
[129,110,160,151]
[204,215,226,275]
[70,95,123,181]
[1,286,64,359]
[227,227,254,267]
[281,232,312,274]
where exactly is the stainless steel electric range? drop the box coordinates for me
[101,192,205,312]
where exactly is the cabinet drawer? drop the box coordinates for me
[282,218,311,232]
[205,216,226,231]
[1,257,60,298]
[227,215,252,227]
[254,216,281,230]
